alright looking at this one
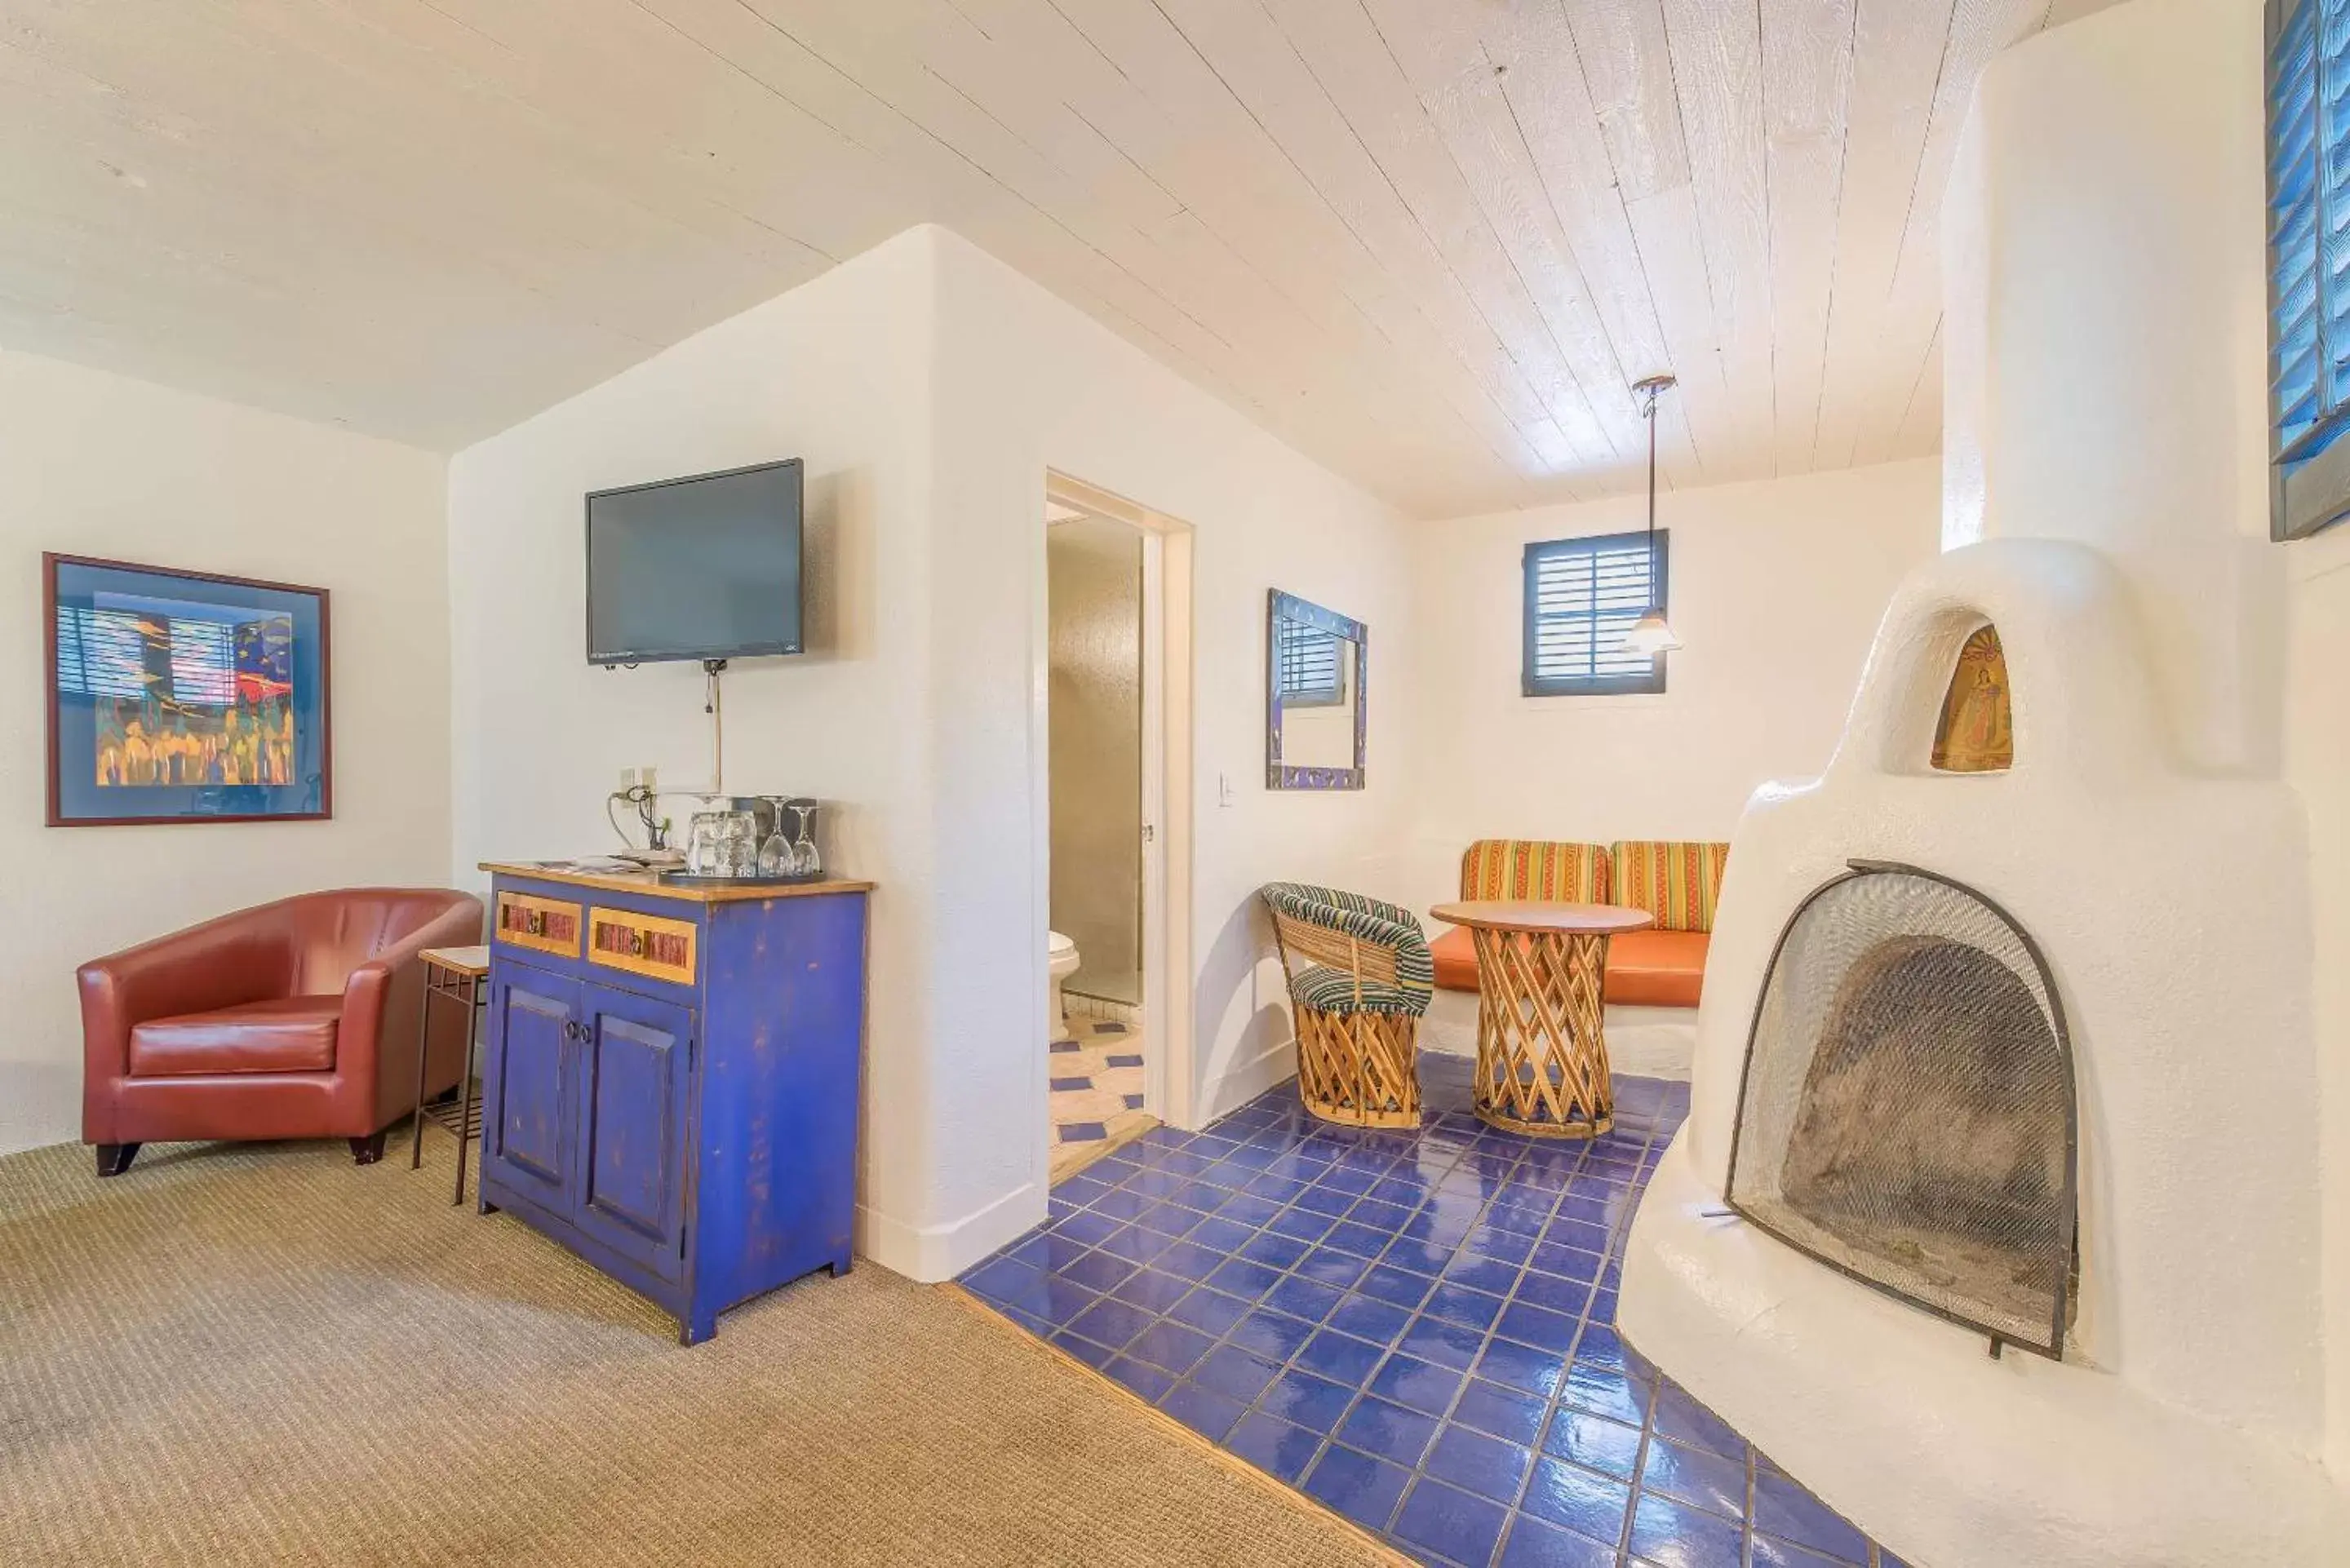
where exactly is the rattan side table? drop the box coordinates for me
[1429,901,1655,1138]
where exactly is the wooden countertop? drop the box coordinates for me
[481,861,876,905]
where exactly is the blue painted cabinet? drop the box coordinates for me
[485,969,577,1211]
[574,986,692,1279]
[478,868,871,1344]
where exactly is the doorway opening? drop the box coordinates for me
[1040,473,1193,1185]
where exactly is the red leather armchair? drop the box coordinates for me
[78,888,483,1176]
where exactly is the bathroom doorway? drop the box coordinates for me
[1040,473,1193,1185]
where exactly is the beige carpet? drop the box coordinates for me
[0,1134,1403,1567]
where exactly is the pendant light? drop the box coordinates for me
[1622,372,1683,657]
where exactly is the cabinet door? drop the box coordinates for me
[483,968,579,1211]
[571,983,693,1280]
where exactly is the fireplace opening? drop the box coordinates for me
[1726,862,2076,1355]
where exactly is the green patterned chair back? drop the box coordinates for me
[1259,882,1433,1017]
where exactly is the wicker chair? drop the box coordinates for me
[1260,882,1433,1128]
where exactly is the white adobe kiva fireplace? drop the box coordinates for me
[1621,7,2350,1561]
[1617,538,2349,1566]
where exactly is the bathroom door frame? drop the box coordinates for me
[1043,472,1197,1133]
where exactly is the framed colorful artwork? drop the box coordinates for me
[44,553,331,826]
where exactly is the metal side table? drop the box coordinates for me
[409,944,489,1205]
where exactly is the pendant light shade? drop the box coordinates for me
[1629,372,1680,658]
[1623,607,1683,655]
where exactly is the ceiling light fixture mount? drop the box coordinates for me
[1624,372,1683,657]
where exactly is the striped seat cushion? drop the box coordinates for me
[1610,841,1731,933]
[1288,964,1426,1017]
[1458,839,1611,903]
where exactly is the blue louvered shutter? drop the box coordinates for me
[2318,0,2350,416]
[2275,0,2323,453]
[2272,0,2350,534]
[1522,530,1668,697]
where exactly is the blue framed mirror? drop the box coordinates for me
[1267,589,1367,791]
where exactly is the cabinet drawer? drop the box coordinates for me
[588,906,698,987]
[496,891,582,959]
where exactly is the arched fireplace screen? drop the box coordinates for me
[1726,862,2077,1357]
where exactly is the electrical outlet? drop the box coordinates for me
[639,765,658,795]
[619,766,639,791]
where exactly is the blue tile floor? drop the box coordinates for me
[961,1052,1903,1568]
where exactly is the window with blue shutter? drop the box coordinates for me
[1522,529,1668,697]
[2271,0,2350,536]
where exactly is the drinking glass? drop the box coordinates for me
[787,803,822,879]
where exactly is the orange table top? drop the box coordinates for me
[1429,900,1657,936]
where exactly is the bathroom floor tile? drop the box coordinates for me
[964,1054,1887,1568]
[1046,1013,1155,1182]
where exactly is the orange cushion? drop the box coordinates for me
[1431,925,1480,991]
[129,996,341,1078]
[1602,930,1710,1008]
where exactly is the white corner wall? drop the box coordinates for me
[447,226,1415,1282]
[0,348,452,1156]
[447,230,944,1270]
[1404,460,1942,913]
[921,228,1417,1271]
[2289,541,2350,1486]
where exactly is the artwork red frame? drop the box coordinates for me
[43,551,334,827]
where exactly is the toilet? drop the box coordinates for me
[1047,930,1081,1042]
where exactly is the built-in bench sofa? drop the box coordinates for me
[1430,838,1731,1008]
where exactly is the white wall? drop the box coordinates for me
[924,228,1417,1265]
[448,231,942,1265]
[1404,459,1941,912]
[0,348,451,1155]
[447,226,1416,1282]
[2288,542,2350,1486]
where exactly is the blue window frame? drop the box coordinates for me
[1521,529,1668,697]
[2271,0,2350,536]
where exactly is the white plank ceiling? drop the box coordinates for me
[0,0,2093,518]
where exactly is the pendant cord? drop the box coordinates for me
[1644,383,1661,613]
[703,658,727,795]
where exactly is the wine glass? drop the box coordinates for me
[787,802,822,880]
[757,798,790,877]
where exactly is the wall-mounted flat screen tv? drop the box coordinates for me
[586,458,803,664]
